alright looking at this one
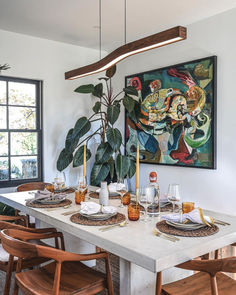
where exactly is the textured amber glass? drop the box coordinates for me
[75,189,87,205]
[122,192,131,205]
[128,204,140,221]
[182,202,195,214]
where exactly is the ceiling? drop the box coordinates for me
[0,0,236,52]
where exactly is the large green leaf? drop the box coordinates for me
[123,95,135,113]
[95,142,113,164]
[73,117,91,138]
[57,148,73,172]
[128,101,143,123]
[92,101,101,113]
[65,128,79,153]
[73,145,92,167]
[74,84,94,93]
[90,163,110,186]
[115,154,130,180]
[107,103,120,125]
[106,128,122,152]
[107,157,114,180]
[106,65,116,78]
[123,86,138,96]
[92,83,103,98]
[127,158,136,178]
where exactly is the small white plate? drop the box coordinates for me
[166,221,206,230]
[36,195,66,205]
[80,212,117,221]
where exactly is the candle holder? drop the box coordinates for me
[128,204,140,221]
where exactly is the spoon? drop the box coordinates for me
[99,221,128,232]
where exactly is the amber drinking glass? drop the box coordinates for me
[128,204,140,221]
[122,192,131,206]
[75,176,87,205]
[182,202,195,214]
[45,184,54,193]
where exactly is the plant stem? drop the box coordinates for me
[111,90,124,103]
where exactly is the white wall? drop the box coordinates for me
[0,29,102,192]
[115,8,236,215]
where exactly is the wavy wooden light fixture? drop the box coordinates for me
[65,26,187,80]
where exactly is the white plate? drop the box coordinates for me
[35,196,66,205]
[166,221,206,230]
[80,212,117,221]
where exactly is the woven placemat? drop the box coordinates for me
[26,199,72,208]
[70,212,126,226]
[156,220,219,237]
[89,192,120,199]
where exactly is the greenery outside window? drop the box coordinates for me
[0,76,42,187]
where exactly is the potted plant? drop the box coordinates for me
[56,66,142,186]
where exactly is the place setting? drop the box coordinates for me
[25,189,72,208]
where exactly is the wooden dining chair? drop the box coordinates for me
[0,217,64,295]
[16,181,52,192]
[156,257,236,295]
[1,228,114,295]
[16,181,52,227]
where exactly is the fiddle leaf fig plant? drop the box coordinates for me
[57,65,142,185]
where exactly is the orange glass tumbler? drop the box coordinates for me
[182,202,195,214]
[122,192,131,206]
[45,184,54,193]
[128,204,140,221]
[75,188,87,205]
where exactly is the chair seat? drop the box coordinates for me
[162,272,236,295]
[16,261,107,295]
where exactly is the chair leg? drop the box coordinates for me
[13,258,23,295]
[156,272,162,295]
[4,255,14,295]
[214,249,219,259]
[105,255,114,295]
[210,275,219,295]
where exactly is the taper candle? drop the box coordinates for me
[136,144,139,191]
[83,143,86,177]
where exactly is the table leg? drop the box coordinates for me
[119,258,192,295]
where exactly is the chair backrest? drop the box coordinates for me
[177,257,236,276]
[17,182,51,192]
[1,229,38,259]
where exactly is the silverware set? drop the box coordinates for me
[214,219,230,226]
[153,229,180,242]
[99,221,128,232]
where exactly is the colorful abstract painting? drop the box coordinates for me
[125,56,217,169]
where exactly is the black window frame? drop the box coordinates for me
[0,76,43,188]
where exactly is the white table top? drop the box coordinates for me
[1,190,236,273]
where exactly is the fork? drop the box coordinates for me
[153,229,180,242]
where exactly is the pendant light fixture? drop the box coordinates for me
[65,1,187,80]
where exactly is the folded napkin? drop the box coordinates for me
[162,208,214,225]
[80,202,117,215]
[25,190,65,202]
[96,182,125,194]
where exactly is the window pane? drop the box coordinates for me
[9,82,36,106]
[11,132,37,155]
[0,106,7,129]
[0,157,8,181]
[0,132,8,156]
[0,81,6,104]
[9,106,36,129]
[11,156,37,179]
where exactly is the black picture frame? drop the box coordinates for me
[125,56,217,169]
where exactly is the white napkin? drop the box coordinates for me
[80,202,117,215]
[96,182,125,194]
[162,208,214,225]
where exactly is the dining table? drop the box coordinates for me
[1,188,236,295]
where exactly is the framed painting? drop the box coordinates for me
[125,56,217,169]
